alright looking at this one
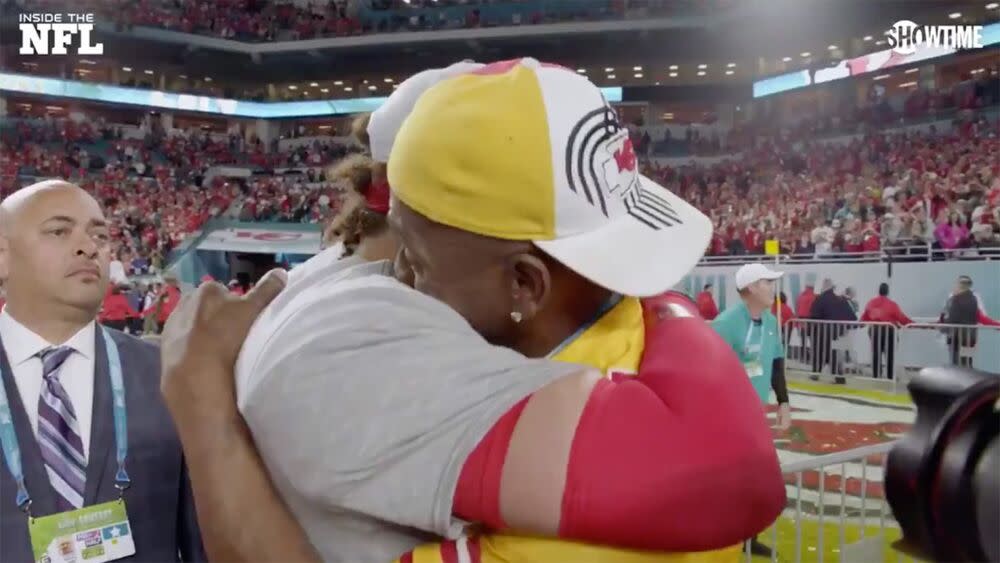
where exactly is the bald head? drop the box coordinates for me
[0,180,100,233]
[0,179,111,323]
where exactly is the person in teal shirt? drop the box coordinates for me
[711,263,792,558]
[711,263,791,427]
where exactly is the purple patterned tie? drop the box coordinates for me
[37,346,87,511]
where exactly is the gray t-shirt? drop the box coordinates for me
[235,249,577,562]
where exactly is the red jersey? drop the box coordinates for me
[796,289,816,318]
[695,291,719,320]
[860,296,913,326]
[100,291,140,322]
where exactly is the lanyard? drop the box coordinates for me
[744,320,766,358]
[547,293,624,359]
[0,327,129,513]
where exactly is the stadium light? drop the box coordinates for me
[988,3,999,9]
[368,85,377,91]
[605,67,614,72]
[727,62,736,68]
[310,82,318,87]
[320,88,329,93]
[288,85,298,90]
[384,78,393,83]
[697,63,707,69]
[144,69,154,75]
[633,66,642,71]
[782,56,792,62]
[948,12,961,19]
[179,74,187,79]
[669,72,678,77]
[697,71,706,76]
[577,68,587,73]
[122,66,132,72]
[873,74,890,80]
[863,35,874,41]
[334,80,343,85]
[800,52,811,57]
[669,64,678,70]
[655,82,660,85]
[905,68,919,74]
[80,59,96,65]
[607,74,616,79]
[725,70,734,75]
[828,45,838,51]
[204,77,212,82]
[634,73,643,78]
[344,86,353,91]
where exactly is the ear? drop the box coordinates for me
[507,252,551,323]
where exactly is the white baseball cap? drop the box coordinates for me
[735,263,784,291]
[372,58,712,297]
[368,60,485,163]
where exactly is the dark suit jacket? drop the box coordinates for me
[0,327,205,562]
[809,290,857,338]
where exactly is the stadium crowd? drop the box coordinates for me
[1,114,351,284]
[645,118,1000,258]
[2,87,998,339]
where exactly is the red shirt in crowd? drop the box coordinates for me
[860,296,913,326]
[695,290,719,320]
[149,284,182,324]
[796,288,816,318]
[771,301,796,327]
[99,288,141,322]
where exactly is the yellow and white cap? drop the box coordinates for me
[374,58,712,297]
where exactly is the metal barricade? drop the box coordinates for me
[786,320,900,386]
[897,322,1000,374]
[743,442,917,563]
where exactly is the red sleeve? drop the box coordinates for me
[559,301,784,551]
[454,294,785,551]
[453,397,526,530]
[977,309,1000,327]
[892,303,914,326]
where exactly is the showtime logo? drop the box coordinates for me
[19,13,103,55]
[885,20,983,55]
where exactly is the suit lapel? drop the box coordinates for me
[84,328,113,506]
[0,335,59,515]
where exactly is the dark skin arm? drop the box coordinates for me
[160,271,320,563]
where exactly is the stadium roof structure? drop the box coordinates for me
[0,0,974,85]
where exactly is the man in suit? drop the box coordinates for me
[808,278,852,384]
[0,180,204,562]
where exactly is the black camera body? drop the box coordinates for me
[886,367,999,562]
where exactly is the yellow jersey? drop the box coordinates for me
[397,296,741,563]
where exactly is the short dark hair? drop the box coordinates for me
[703,283,713,290]
[879,282,889,296]
[958,275,973,288]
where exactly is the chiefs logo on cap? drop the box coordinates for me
[566,105,683,230]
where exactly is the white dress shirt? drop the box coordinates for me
[0,309,95,461]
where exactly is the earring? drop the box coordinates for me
[510,311,523,323]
